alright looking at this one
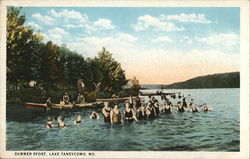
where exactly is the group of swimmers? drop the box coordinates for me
[44,111,101,128]
[45,94,213,128]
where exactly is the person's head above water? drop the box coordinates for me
[114,105,118,109]
[104,102,109,107]
[48,116,53,121]
[125,102,130,108]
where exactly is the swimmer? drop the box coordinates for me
[73,114,82,124]
[90,110,100,119]
[200,103,213,112]
[57,116,67,128]
[44,117,54,128]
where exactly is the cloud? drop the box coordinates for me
[48,27,69,35]
[27,22,42,30]
[66,33,138,56]
[31,13,54,25]
[118,33,138,42]
[195,33,239,46]
[152,36,173,43]
[180,36,193,44]
[49,9,88,23]
[133,15,185,32]
[93,19,115,30]
[161,13,212,24]
[41,28,69,45]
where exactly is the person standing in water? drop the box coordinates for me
[145,102,156,119]
[177,101,185,112]
[110,105,122,124]
[189,99,195,107]
[153,99,160,117]
[162,100,172,113]
[182,98,187,108]
[102,102,111,123]
[128,95,134,109]
[135,96,142,109]
[124,102,137,122]
[189,99,198,112]
[137,104,146,120]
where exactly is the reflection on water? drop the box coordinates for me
[6,88,239,151]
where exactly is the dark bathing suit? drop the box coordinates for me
[178,106,185,112]
[138,108,145,120]
[104,108,111,122]
[183,101,187,108]
[149,107,156,119]
[125,109,133,122]
[76,120,81,123]
[164,107,171,113]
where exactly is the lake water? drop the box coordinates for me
[6,88,239,151]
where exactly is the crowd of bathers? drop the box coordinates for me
[44,93,213,128]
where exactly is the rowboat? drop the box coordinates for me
[96,97,130,103]
[25,102,47,109]
[25,101,103,110]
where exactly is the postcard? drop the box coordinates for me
[0,0,249,159]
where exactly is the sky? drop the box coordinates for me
[20,7,240,84]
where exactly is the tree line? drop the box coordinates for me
[7,7,139,104]
[164,72,240,89]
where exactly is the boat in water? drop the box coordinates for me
[96,97,130,103]
[25,101,103,110]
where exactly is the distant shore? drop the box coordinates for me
[141,72,239,90]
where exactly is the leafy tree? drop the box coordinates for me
[7,7,42,89]
[6,7,137,103]
[39,41,61,89]
[96,47,127,93]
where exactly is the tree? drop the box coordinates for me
[7,7,42,89]
[39,41,61,89]
[96,47,127,92]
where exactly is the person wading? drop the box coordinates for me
[102,102,111,123]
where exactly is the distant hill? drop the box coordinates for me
[164,72,240,89]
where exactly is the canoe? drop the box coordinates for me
[96,97,130,103]
[25,102,47,109]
